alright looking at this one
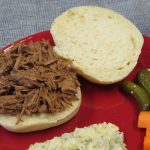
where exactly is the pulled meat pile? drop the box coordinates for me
[0,40,80,124]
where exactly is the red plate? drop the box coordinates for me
[1,31,150,150]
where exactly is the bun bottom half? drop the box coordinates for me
[0,88,81,133]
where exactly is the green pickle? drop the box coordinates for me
[120,80,150,111]
[136,69,150,96]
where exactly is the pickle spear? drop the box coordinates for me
[120,80,150,111]
[136,69,150,96]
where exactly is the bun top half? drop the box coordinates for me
[51,6,143,84]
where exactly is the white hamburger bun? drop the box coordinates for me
[0,88,81,133]
[51,6,144,84]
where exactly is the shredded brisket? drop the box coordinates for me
[0,40,80,124]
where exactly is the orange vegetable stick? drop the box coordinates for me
[146,128,150,137]
[144,136,150,150]
[138,112,150,128]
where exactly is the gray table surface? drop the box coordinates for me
[0,0,150,48]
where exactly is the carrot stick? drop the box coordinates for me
[138,112,150,128]
[146,128,150,137]
[144,136,150,150]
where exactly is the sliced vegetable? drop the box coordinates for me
[144,136,150,150]
[120,81,150,111]
[146,128,150,137]
[136,69,150,96]
[138,112,150,128]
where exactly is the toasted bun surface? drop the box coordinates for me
[51,6,144,84]
[0,88,81,133]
